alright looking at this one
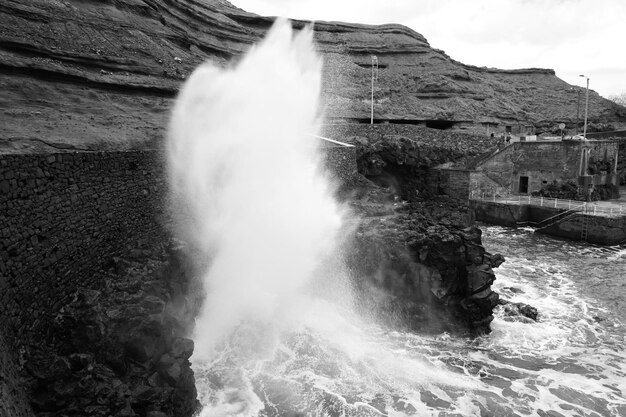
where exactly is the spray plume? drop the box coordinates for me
[167,18,344,360]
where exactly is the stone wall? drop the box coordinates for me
[0,145,356,414]
[0,145,356,344]
[0,151,168,346]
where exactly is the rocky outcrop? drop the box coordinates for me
[338,126,505,334]
[498,300,539,323]
[346,194,503,334]
[322,123,499,200]
[1,0,625,152]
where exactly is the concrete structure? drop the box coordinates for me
[435,139,620,200]
[470,198,626,245]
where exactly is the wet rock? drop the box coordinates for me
[343,135,505,335]
[499,300,539,322]
[171,337,194,360]
[147,411,169,417]
[25,354,71,381]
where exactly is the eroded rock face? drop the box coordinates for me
[346,188,502,335]
[339,128,505,335]
[1,0,625,153]
[19,239,201,417]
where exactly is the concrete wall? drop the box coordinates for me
[469,200,530,227]
[586,130,626,139]
[539,213,626,245]
[470,200,626,245]
[475,141,619,194]
[432,169,473,199]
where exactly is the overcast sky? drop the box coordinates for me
[229,0,625,98]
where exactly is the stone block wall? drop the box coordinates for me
[321,123,494,155]
[0,151,167,346]
[0,146,355,347]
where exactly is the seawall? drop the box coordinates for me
[0,151,167,345]
[470,200,626,245]
[0,145,357,413]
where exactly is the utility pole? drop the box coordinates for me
[371,55,378,125]
[579,74,590,138]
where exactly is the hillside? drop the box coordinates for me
[1,0,625,152]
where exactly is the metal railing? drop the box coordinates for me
[470,192,626,217]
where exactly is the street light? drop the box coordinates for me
[579,74,590,138]
[370,55,378,125]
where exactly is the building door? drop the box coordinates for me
[519,176,529,193]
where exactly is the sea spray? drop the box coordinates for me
[167,18,344,360]
[167,18,481,417]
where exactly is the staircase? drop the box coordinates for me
[517,203,586,229]
[581,213,589,242]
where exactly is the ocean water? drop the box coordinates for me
[193,227,626,416]
[165,17,626,417]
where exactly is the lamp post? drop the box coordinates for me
[371,55,378,125]
[579,74,589,138]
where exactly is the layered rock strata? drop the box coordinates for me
[1,0,625,153]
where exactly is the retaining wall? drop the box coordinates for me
[0,146,357,343]
[539,213,626,245]
[0,151,168,345]
[0,145,357,414]
[470,200,626,245]
[469,200,530,227]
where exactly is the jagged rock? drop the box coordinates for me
[342,133,505,335]
[171,337,194,360]
[499,300,539,322]
[147,412,169,417]
[25,354,71,382]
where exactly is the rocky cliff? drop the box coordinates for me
[332,125,504,335]
[2,0,625,153]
